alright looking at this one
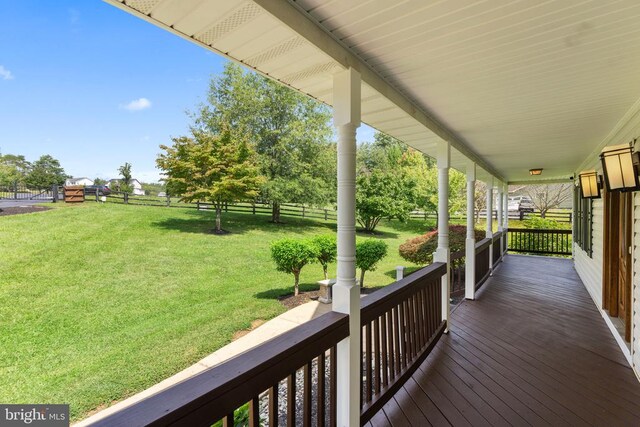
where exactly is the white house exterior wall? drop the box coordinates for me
[574,102,640,376]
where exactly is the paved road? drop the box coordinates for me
[0,199,55,208]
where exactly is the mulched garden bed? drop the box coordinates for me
[278,290,321,309]
[0,206,51,216]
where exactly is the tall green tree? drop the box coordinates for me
[0,153,30,187]
[94,178,107,186]
[355,134,424,232]
[197,63,335,222]
[25,155,67,190]
[157,127,263,233]
[118,162,133,193]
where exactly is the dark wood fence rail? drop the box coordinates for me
[359,262,447,424]
[89,191,339,222]
[90,311,349,427]
[475,238,492,290]
[507,228,572,256]
[492,232,503,266]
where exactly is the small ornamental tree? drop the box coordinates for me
[356,239,388,287]
[157,126,263,233]
[311,234,337,280]
[271,238,317,296]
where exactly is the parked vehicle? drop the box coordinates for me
[508,196,534,213]
[84,185,111,196]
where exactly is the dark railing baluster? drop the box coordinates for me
[303,363,312,427]
[317,353,325,427]
[249,396,259,427]
[269,385,278,427]
[287,372,296,427]
[506,228,571,256]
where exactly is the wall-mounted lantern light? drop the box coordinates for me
[529,168,543,176]
[600,142,640,192]
[578,170,602,199]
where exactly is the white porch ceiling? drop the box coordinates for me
[106,0,640,183]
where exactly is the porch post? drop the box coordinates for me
[486,177,494,272]
[465,160,476,300]
[433,141,450,331]
[503,182,509,254]
[496,183,503,262]
[332,67,360,427]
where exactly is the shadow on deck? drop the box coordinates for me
[369,254,640,426]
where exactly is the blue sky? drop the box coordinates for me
[0,0,375,182]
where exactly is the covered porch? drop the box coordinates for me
[370,254,640,426]
[93,1,640,425]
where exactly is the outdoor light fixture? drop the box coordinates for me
[600,141,640,192]
[529,168,543,176]
[578,170,602,199]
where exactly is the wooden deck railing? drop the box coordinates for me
[90,311,349,427]
[360,262,447,424]
[89,264,448,427]
[507,228,572,256]
[450,250,465,296]
[475,238,492,290]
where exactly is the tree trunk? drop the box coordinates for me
[540,209,547,218]
[294,271,300,296]
[323,265,328,281]
[272,202,281,223]
[360,269,366,288]
[215,207,222,233]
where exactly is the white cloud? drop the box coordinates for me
[0,65,14,80]
[121,98,152,111]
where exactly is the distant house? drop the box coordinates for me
[108,178,145,196]
[65,177,94,186]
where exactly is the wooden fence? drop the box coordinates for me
[88,191,338,222]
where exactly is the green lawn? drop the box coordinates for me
[0,202,435,421]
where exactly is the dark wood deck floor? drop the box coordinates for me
[369,254,640,427]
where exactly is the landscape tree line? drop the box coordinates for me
[0,153,68,190]
[158,63,477,233]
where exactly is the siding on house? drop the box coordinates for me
[574,99,640,375]
[574,198,603,307]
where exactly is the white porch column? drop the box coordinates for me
[503,182,509,254]
[486,177,494,272]
[465,160,476,300]
[332,67,360,427]
[496,183,503,262]
[433,141,450,331]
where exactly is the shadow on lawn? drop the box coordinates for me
[383,265,422,280]
[152,210,336,235]
[255,283,319,300]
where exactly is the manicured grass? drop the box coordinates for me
[0,202,433,421]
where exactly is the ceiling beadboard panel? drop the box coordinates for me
[108,0,640,181]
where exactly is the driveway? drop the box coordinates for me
[0,199,54,208]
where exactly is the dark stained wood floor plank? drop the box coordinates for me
[375,254,640,426]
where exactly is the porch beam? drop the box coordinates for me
[433,141,451,331]
[465,160,476,300]
[331,67,361,427]
[251,0,504,182]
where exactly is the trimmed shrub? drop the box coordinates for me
[271,238,317,296]
[356,239,388,287]
[311,234,337,280]
[399,225,485,265]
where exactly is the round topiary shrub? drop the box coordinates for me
[270,238,317,296]
[356,239,388,287]
[311,234,337,280]
[398,225,485,265]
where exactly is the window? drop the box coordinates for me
[574,185,593,257]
